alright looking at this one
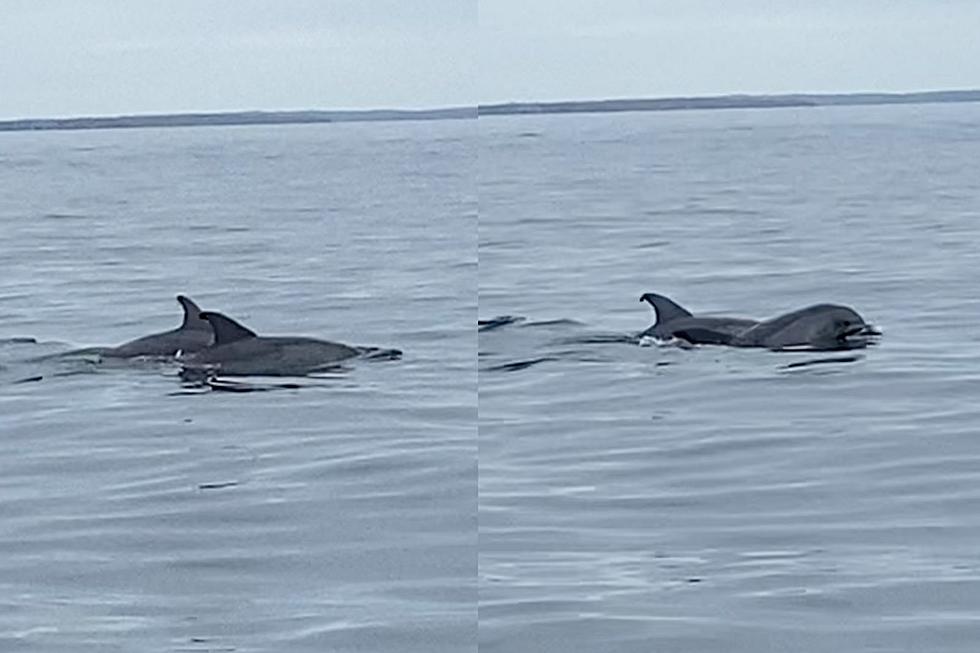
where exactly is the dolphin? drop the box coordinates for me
[101,295,213,357]
[639,292,879,350]
[37,295,213,362]
[180,311,392,376]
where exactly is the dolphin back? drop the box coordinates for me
[101,294,214,358]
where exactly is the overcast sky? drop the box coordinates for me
[0,0,474,119]
[3,1,980,119]
[481,0,980,104]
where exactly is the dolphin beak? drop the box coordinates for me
[838,324,881,348]
[841,323,880,337]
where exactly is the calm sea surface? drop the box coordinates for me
[480,103,980,652]
[0,119,475,651]
[4,102,980,652]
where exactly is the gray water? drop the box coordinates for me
[0,120,475,651]
[480,104,980,652]
[4,103,980,653]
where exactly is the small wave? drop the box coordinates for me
[41,212,88,220]
[0,337,38,345]
[198,480,239,490]
[359,347,404,361]
[522,319,585,328]
[483,357,557,372]
[174,373,313,394]
[637,334,691,348]
[780,355,863,370]
[555,334,639,346]
[479,316,526,331]
[207,378,305,393]
[635,240,670,250]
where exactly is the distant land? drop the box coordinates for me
[479,89,980,116]
[2,90,979,132]
[0,107,475,132]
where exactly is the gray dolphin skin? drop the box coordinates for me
[640,292,879,350]
[102,295,213,358]
[180,311,365,376]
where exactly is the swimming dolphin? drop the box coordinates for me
[37,295,213,362]
[639,292,879,350]
[180,311,391,376]
[101,295,213,357]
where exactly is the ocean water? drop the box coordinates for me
[0,119,476,652]
[5,101,980,653]
[479,103,980,652]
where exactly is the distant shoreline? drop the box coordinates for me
[479,89,980,117]
[0,107,476,132]
[2,90,979,132]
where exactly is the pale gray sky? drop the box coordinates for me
[0,0,474,119]
[4,1,980,119]
[481,0,980,104]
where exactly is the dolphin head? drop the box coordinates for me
[796,304,880,349]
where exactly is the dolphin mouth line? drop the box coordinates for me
[840,324,881,342]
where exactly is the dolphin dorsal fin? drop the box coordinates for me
[639,292,693,325]
[199,311,258,346]
[177,295,210,331]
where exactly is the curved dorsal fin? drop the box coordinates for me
[639,292,693,325]
[199,311,258,346]
[177,295,210,331]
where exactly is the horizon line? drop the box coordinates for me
[2,87,978,129]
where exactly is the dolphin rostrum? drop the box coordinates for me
[180,311,396,376]
[639,292,879,350]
